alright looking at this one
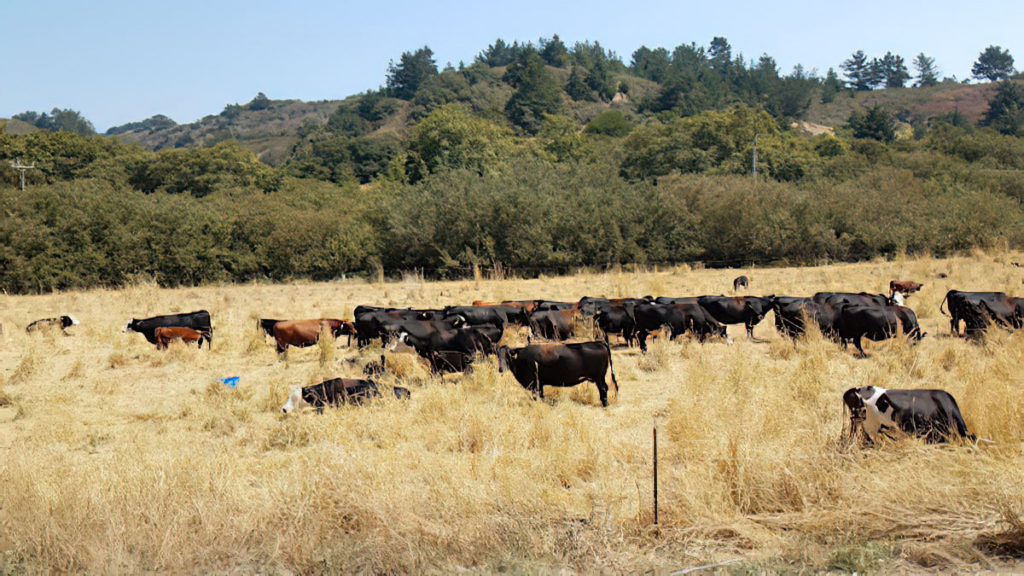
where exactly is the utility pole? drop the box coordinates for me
[11,158,35,191]
[751,135,758,182]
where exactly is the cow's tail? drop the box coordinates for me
[939,293,950,317]
[200,328,213,349]
[605,341,619,395]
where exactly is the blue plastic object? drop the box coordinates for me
[221,376,240,388]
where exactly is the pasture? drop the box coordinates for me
[1,252,1023,574]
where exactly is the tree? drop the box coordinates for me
[842,50,873,91]
[565,65,593,101]
[913,53,940,87]
[13,108,95,136]
[708,36,732,74]
[972,46,1015,82]
[866,57,886,89]
[540,35,569,67]
[982,80,1024,136]
[880,52,910,88]
[847,106,896,142]
[386,46,438,100]
[821,68,843,103]
[503,51,562,133]
[405,104,513,181]
[630,46,670,83]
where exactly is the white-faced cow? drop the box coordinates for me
[26,315,78,334]
[843,386,974,444]
[281,378,410,413]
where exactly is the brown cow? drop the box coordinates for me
[154,326,209,350]
[272,319,354,355]
[890,280,924,298]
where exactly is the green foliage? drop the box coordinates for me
[821,68,843,104]
[982,81,1024,136]
[847,106,896,142]
[842,51,873,91]
[386,46,438,100]
[538,114,586,162]
[565,65,592,102]
[540,35,570,68]
[129,141,278,196]
[405,104,514,181]
[913,53,939,87]
[13,108,95,136]
[630,46,671,83]
[973,46,1015,82]
[503,51,563,133]
[879,52,910,88]
[106,115,177,136]
[585,110,633,137]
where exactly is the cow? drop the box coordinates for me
[154,326,209,350]
[843,386,974,444]
[271,319,352,355]
[889,280,924,299]
[392,325,495,357]
[258,318,285,337]
[634,302,727,351]
[593,303,637,347]
[530,309,580,341]
[443,305,510,330]
[813,292,893,308]
[424,350,474,374]
[281,378,410,413]
[836,304,925,357]
[497,341,619,407]
[770,296,813,339]
[940,290,1022,336]
[733,275,749,292]
[125,311,213,348]
[353,306,450,347]
[697,296,774,340]
[26,315,78,333]
[533,300,576,312]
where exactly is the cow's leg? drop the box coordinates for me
[596,378,609,407]
[854,335,867,358]
[637,330,649,353]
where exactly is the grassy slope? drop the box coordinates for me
[2,253,1024,573]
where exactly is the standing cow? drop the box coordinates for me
[497,342,618,407]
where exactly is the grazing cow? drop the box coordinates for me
[813,292,893,308]
[843,386,974,444]
[889,280,924,299]
[497,341,619,407]
[770,297,813,338]
[26,315,78,333]
[634,302,727,351]
[353,306,450,347]
[530,309,579,341]
[258,318,285,337]
[836,304,925,357]
[940,290,1022,336]
[593,303,637,347]
[362,355,386,377]
[125,311,213,348]
[697,295,774,340]
[271,319,352,355]
[733,275,749,292]
[281,378,410,413]
[154,326,209,350]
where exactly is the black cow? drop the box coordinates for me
[281,378,410,413]
[353,306,455,347]
[697,296,774,340]
[770,297,813,338]
[530,309,579,341]
[533,300,576,311]
[940,290,1022,336]
[813,292,893,308]
[443,305,509,330]
[634,302,727,351]
[258,318,285,337]
[424,350,474,374]
[125,310,213,348]
[26,315,78,333]
[733,275,749,292]
[497,341,618,407]
[393,325,495,356]
[843,386,974,444]
[593,304,636,347]
[836,304,925,356]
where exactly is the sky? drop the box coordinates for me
[2,0,1022,132]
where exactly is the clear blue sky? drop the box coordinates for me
[2,0,1021,132]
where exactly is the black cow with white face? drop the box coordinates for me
[843,386,974,444]
[281,378,410,413]
[26,315,78,333]
[125,310,212,348]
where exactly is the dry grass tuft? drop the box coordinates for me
[2,252,1024,573]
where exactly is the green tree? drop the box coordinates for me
[847,106,896,142]
[972,46,1015,82]
[504,51,562,133]
[565,65,593,101]
[880,52,910,88]
[982,81,1024,136]
[386,46,438,100]
[13,108,95,136]
[538,114,586,162]
[630,46,670,83]
[913,53,939,87]
[477,38,524,67]
[821,68,843,103]
[842,51,873,91]
[585,110,633,137]
[540,34,570,67]
[707,36,732,74]
[405,104,513,181]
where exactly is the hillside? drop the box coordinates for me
[107,96,344,165]
[805,80,1000,128]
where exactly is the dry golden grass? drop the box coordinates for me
[2,253,1024,573]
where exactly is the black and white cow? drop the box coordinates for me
[26,315,79,333]
[281,378,410,413]
[843,386,974,444]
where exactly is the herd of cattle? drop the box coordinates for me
[19,280,1024,445]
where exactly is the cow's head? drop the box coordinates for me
[61,316,78,329]
[496,346,511,373]
[745,296,774,322]
[281,387,310,414]
[388,331,417,354]
[843,386,896,442]
[124,319,139,333]
[339,320,357,335]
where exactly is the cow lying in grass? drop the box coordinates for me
[843,386,974,444]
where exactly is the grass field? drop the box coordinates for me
[2,252,1024,574]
